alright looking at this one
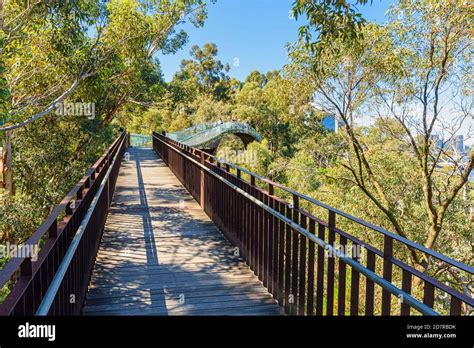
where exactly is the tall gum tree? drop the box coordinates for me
[288,0,473,277]
[0,0,213,194]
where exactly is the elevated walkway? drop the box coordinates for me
[83,148,281,315]
[166,121,262,151]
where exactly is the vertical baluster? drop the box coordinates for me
[271,195,279,300]
[423,282,435,311]
[316,222,325,315]
[261,191,268,287]
[250,176,257,273]
[20,256,34,315]
[277,201,285,305]
[284,204,292,314]
[39,258,49,306]
[350,243,360,316]
[306,218,316,316]
[450,296,462,316]
[298,214,307,315]
[365,249,376,316]
[257,190,263,281]
[244,181,250,264]
[268,184,275,294]
[200,152,205,208]
[400,269,412,316]
[291,195,299,315]
[338,235,347,315]
[326,211,336,316]
[382,235,393,315]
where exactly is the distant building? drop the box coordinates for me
[430,134,444,149]
[431,134,468,155]
[322,115,342,133]
[455,135,464,154]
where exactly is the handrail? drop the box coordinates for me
[153,133,439,315]
[153,132,474,315]
[163,135,473,274]
[0,133,124,288]
[36,134,126,315]
[0,131,126,315]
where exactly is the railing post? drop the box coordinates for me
[327,210,336,316]
[20,256,33,278]
[48,220,58,239]
[65,200,74,216]
[291,194,299,315]
[382,235,393,315]
[20,254,34,315]
[200,152,205,208]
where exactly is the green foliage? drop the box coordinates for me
[174,43,234,101]
[0,0,214,246]
[118,108,164,134]
[0,0,471,309]
[292,0,371,64]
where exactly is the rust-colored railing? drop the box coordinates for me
[0,131,126,315]
[153,132,473,316]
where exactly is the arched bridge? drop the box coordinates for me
[0,131,472,316]
[166,121,262,153]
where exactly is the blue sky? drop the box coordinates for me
[156,0,394,82]
[156,0,472,144]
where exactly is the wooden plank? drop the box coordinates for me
[83,148,282,316]
[85,303,282,316]
[87,280,268,300]
[85,295,278,315]
[84,293,275,313]
[86,285,270,305]
[89,273,261,289]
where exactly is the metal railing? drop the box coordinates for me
[0,131,126,315]
[153,132,474,316]
[166,121,218,142]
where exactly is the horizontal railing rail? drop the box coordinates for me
[36,132,126,315]
[0,131,126,315]
[153,131,473,316]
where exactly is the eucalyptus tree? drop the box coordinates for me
[0,0,212,191]
[173,43,231,100]
[375,0,473,260]
[234,70,314,154]
[292,0,371,60]
[0,0,214,245]
[287,0,473,277]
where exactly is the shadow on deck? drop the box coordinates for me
[83,148,282,315]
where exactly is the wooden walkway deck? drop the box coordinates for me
[83,147,282,315]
